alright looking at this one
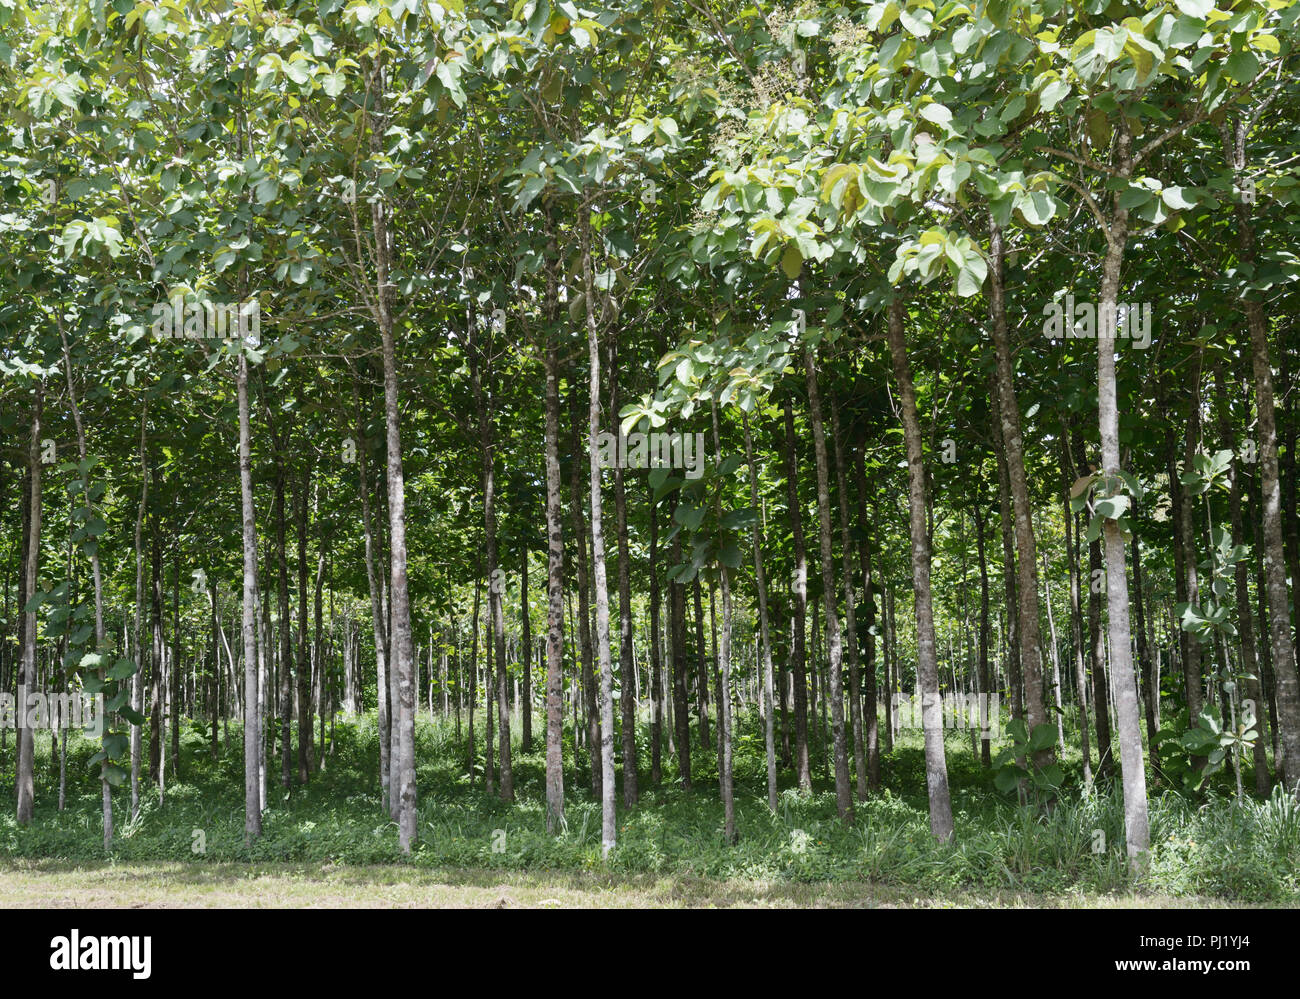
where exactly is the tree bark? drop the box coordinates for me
[885,299,953,841]
[237,353,261,842]
[1096,124,1151,863]
[1060,423,1093,784]
[353,384,390,808]
[580,224,617,857]
[805,349,853,820]
[608,337,638,807]
[15,383,43,825]
[370,117,417,849]
[648,483,664,786]
[988,218,1052,769]
[543,326,566,831]
[830,393,867,802]
[743,412,778,811]
[781,396,812,791]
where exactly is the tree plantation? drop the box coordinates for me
[2,0,1300,909]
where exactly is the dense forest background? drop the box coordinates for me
[2,0,1299,901]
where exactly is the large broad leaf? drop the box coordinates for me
[1027,723,1057,752]
[780,244,802,280]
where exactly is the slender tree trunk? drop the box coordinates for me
[1226,115,1299,795]
[295,466,313,783]
[273,441,293,791]
[580,226,617,857]
[1215,367,1270,793]
[884,298,953,841]
[608,338,638,807]
[693,579,710,751]
[1246,284,1300,795]
[15,384,43,825]
[1131,537,1160,777]
[743,413,778,811]
[973,502,993,768]
[353,385,390,808]
[132,403,149,821]
[1042,551,1065,753]
[989,219,1051,769]
[782,397,812,790]
[569,401,601,800]
[830,394,867,803]
[993,393,1023,726]
[237,353,261,843]
[855,457,881,789]
[805,350,852,820]
[668,492,691,789]
[710,401,736,841]
[1074,429,1114,778]
[521,545,533,754]
[648,484,664,786]
[58,329,112,846]
[470,304,512,802]
[1061,424,1093,784]
[368,72,417,850]
[1097,127,1151,863]
[1177,372,1206,746]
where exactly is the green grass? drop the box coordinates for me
[0,861,1265,908]
[1,712,1297,906]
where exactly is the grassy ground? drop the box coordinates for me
[2,713,1297,907]
[0,860,1266,908]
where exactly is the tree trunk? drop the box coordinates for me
[805,349,852,820]
[830,393,867,802]
[58,328,112,846]
[988,219,1051,769]
[781,396,812,791]
[993,393,1023,726]
[579,227,617,857]
[470,302,512,802]
[1097,126,1151,863]
[569,398,601,799]
[521,545,533,754]
[295,466,313,783]
[15,383,43,825]
[649,483,664,786]
[855,456,882,789]
[1060,424,1093,784]
[354,384,390,808]
[608,337,638,807]
[366,69,418,850]
[1226,115,1299,795]
[743,413,778,811]
[973,502,993,768]
[884,298,953,841]
[273,440,293,791]
[543,324,566,831]
[237,353,261,842]
[668,492,691,789]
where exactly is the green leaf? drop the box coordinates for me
[1027,723,1057,752]
[780,244,803,280]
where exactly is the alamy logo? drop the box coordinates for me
[595,431,706,480]
[49,931,151,979]
[0,692,103,738]
[150,299,261,342]
[1042,296,1152,350]
[893,692,1000,738]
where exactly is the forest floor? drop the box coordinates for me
[0,860,1263,908]
[2,713,1297,907]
